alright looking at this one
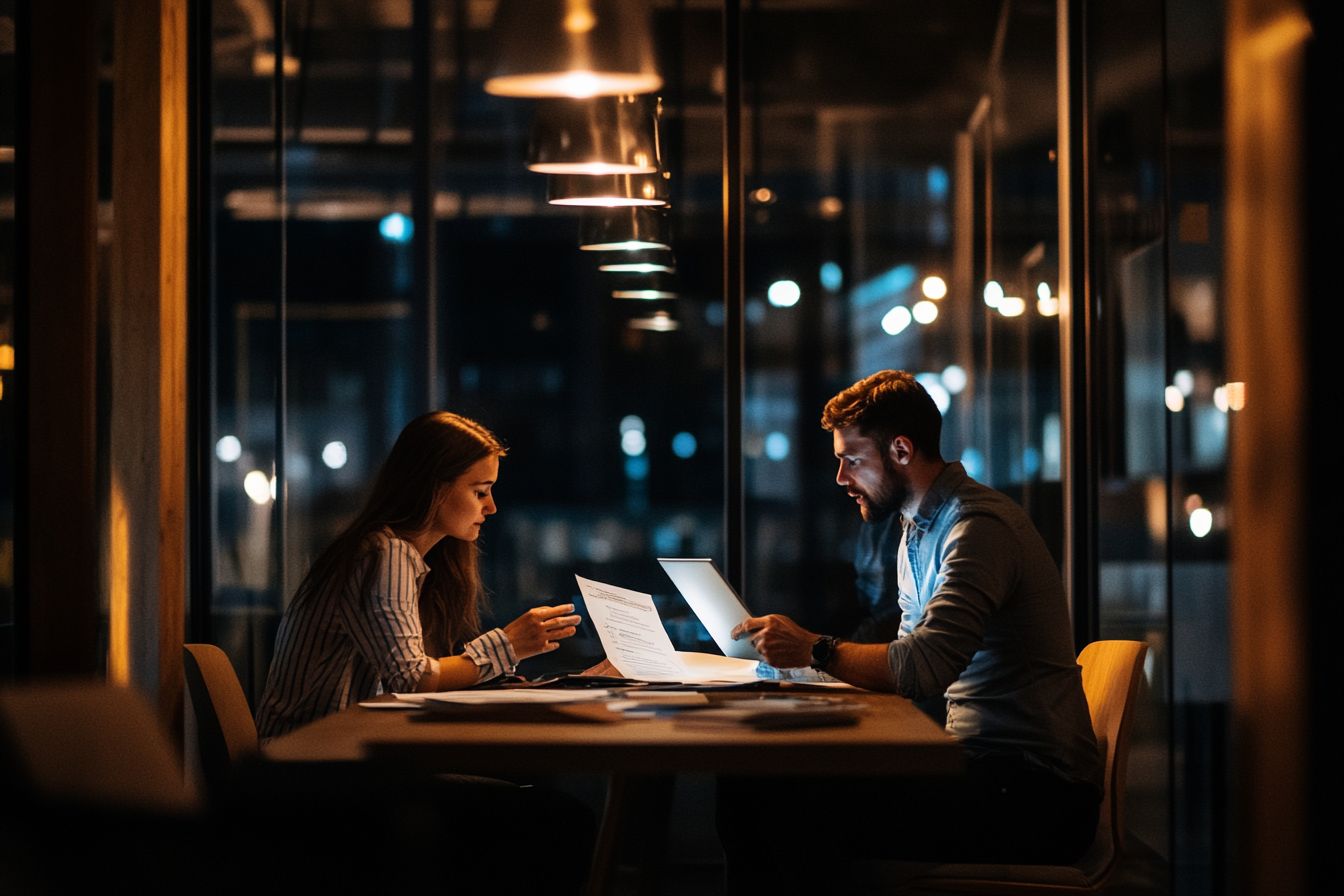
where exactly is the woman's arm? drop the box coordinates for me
[417,656,483,691]
[415,604,583,691]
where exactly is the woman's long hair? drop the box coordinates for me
[292,412,506,654]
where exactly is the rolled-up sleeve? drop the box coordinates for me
[335,537,431,693]
[887,514,1020,698]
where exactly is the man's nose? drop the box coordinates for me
[835,462,849,487]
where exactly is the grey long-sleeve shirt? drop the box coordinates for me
[886,463,1101,790]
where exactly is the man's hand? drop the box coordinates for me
[731,614,819,669]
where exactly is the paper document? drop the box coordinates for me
[575,575,773,684]
[576,575,687,681]
[393,689,612,705]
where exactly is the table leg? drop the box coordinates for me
[586,772,629,896]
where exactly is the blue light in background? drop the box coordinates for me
[927,165,950,200]
[1023,445,1042,477]
[820,262,844,292]
[767,280,801,307]
[961,447,985,480]
[621,430,647,456]
[672,431,698,459]
[851,264,917,308]
[379,212,413,243]
[653,524,682,555]
[916,373,951,414]
[624,456,650,481]
[764,431,790,461]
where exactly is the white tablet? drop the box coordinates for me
[656,558,762,661]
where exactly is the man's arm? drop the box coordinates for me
[731,615,897,691]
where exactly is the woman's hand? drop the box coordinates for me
[504,604,582,660]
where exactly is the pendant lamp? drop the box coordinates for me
[579,208,671,251]
[485,0,662,98]
[528,95,660,175]
[548,171,668,207]
[628,311,679,332]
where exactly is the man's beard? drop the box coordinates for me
[858,453,909,522]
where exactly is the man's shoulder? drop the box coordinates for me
[944,476,1029,523]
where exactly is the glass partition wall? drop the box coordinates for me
[0,1,13,675]
[199,1,1228,891]
[205,1,725,696]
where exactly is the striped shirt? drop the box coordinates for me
[255,528,517,743]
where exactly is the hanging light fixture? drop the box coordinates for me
[628,311,680,332]
[599,258,676,274]
[548,171,668,207]
[485,0,662,99]
[528,95,660,175]
[579,208,671,251]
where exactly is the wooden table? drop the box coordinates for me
[263,690,961,776]
[264,690,962,894]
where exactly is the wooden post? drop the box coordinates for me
[1225,2,1313,893]
[109,0,189,727]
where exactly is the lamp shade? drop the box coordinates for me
[485,0,662,98]
[548,171,668,207]
[579,207,671,251]
[528,95,660,175]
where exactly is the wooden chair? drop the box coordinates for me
[856,640,1150,894]
[183,643,259,794]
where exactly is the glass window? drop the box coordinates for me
[208,0,725,698]
[0,1,13,676]
[741,0,1063,635]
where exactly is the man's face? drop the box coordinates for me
[833,426,908,522]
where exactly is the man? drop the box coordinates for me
[719,370,1101,887]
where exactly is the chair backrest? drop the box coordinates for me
[1075,640,1149,878]
[183,643,259,792]
[0,680,199,814]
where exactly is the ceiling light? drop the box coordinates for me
[485,0,663,98]
[528,95,660,175]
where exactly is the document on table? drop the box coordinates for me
[576,575,687,681]
[575,575,765,684]
[390,689,613,705]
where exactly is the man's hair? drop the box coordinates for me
[820,370,943,460]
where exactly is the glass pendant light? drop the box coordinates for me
[579,208,671,251]
[485,0,662,98]
[548,171,668,207]
[528,95,660,175]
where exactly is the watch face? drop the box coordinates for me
[811,636,835,666]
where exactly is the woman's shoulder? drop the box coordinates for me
[360,527,427,570]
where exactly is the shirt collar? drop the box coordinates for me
[381,525,432,579]
[908,461,967,531]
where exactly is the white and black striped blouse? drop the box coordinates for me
[255,528,516,742]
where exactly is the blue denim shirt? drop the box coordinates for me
[887,463,1101,790]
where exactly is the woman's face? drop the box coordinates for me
[431,454,499,542]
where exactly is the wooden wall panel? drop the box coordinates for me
[109,0,189,726]
[1225,2,1313,893]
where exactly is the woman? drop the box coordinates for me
[256,411,582,742]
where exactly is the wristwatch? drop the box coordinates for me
[810,635,840,672]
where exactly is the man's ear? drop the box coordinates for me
[888,435,915,466]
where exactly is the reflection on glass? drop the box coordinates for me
[1,0,13,675]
